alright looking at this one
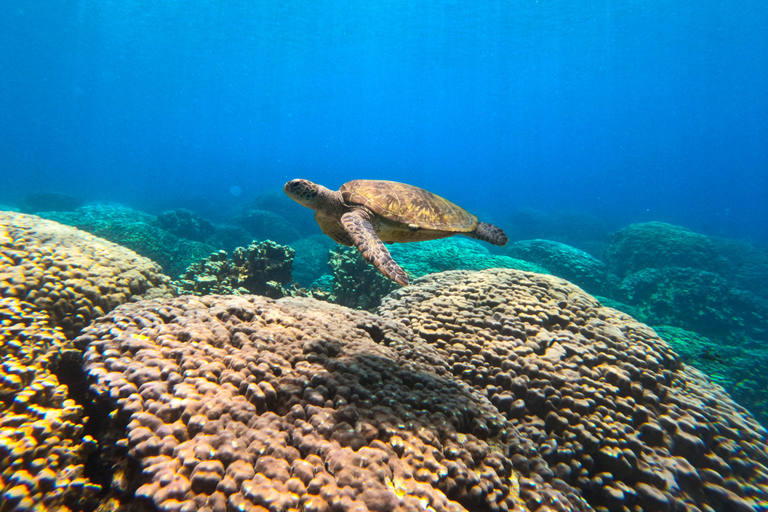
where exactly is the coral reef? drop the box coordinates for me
[0,213,172,510]
[617,267,768,341]
[602,225,768,310]
[43,201,157,227]
[507,240,610,295]
[157,209,216,242]
[173,250,249,295]
[379,269,768,512]
[591,296,642,322]
[603,222,721,278]
[172,240,330,301]
[0,211,172,339]
[709,237,768,299]
[328,246,400,311]
[599,222,768,424]
[391,238,546,279]
[4,205,768,512]
[653,325,768,426]
[231,241,294,295]
[40,203,216,278]
[329,239,548,311]
[0,298,100,510]
[77,294,586,512]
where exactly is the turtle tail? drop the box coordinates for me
[467,222,509,246]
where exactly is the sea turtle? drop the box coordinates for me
[284,179,508,286]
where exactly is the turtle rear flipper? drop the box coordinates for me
[466,222,509,246]
[341,212,410,286]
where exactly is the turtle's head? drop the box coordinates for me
[284,179,321,208]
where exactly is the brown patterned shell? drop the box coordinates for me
[339,180,478,232]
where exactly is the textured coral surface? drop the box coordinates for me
[379,269,768,512]
[4,210,768,512]
[75,269,768,512]
[0,298,99,510]
[173,241,296,297]
[78,294,585,512]
[0,211,172,338]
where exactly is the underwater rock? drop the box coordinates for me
[0,298,100,510]
[236,209,302,245]
[507,239,610,295]
[603,221,721,278]
[77,294,585,512]
[20,191,84,213]
[0,211,172,339]
[156,208,216,242]
[618,266,768,341]
[378,268,768,512]
[40,203,217,279]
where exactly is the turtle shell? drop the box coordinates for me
[340,180,478,232]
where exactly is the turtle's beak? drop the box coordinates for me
[284,179,302,191]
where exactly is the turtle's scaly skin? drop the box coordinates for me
[284,179,508,286]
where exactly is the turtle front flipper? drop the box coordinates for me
[341,212,410,286]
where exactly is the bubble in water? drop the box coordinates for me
[230,185,242,196]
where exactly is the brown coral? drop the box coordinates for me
[0,298,99,510]
[0,211,173,338]
[78,294,586,512]
[378,269,768,512]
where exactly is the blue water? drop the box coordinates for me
[1,0,766,241]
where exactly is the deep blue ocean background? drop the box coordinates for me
[1,0,766,241]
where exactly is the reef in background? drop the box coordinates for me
[172,240,330,302]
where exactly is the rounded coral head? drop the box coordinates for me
[284,179,320,208]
